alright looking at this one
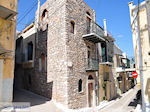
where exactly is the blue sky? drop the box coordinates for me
[17,0,144,57]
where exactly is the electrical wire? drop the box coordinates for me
[17,0,37,20]
[17,0,38,25]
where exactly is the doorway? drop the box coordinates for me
[88,82,93,107]
[88,75,95,107]
[86,17,91,34]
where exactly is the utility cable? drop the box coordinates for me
[17,0,37,21]
[17,0,38,25]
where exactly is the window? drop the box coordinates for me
[39,53,47,72]
[86,11,91,16]
[78,79,82,92]
[41,53,45,71]
[41,9,48,20]
[70,21,75,34]
[101,43,107,62]
[88,75,93,80]
[27,42,33,61]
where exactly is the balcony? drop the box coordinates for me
[85,58,99,71]
[0,5,17,20]
[82,21,105,43]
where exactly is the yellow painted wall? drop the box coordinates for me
[0,18,15,50]
[99,64,105,102]
[99,64,116,102]
[0,17,16,79]
[0,0,17,102]
[0,0,17,12]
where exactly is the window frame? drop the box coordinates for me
[70,21,75,34]
[78,79,83,93]
[41,9,48,21]
[27,42,33,61]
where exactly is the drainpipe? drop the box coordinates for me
[36,0,40,44]
[96,43,99,105]
[103,19,107,37]
[103,19,109,62]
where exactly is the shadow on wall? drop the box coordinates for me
[145,78,150,102]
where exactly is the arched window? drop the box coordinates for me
[41,9,48,20]
[86,11,91,16]
[70,21,75,34]
[88,75,93,80]
[78,79,82,92]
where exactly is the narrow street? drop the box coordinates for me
[13,89,63,112]
[99,87,139,112]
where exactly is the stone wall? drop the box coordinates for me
[18,0,99,109]
[43,0,69,107]
[65,0,96,109]
[19,28,53,98]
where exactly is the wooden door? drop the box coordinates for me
[88,83,93,107]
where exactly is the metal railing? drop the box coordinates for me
[86,21,104,38]
[85,58,99,71]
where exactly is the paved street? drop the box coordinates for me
[99,87,139,112]
[12,87,139,112]
[13,89,63,112]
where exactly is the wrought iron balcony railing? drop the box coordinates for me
[83,21,105,43]
[85,58,99,71]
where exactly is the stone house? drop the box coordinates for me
[0,0,18,102]
[113,45,135,95]
[15,0,116,109]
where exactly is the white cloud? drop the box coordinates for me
[116,34,123,38]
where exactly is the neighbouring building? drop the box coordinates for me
[15,0,117,109]
[0,0,18,102]
[129,0,150,108]
[113,45,135,95]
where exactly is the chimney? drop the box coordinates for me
[128,1,133,6]
[103,19,107,36]
[128,1,134,12]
